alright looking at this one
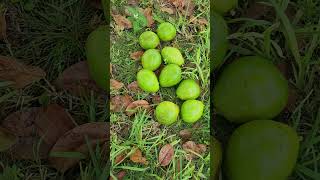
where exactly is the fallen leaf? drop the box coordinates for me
[159,144,174,166]
[55,61,101,96]
[160,7,175,14]
[110,170,126,180]
[143,8,154,27]
[49,122,109,172]
[0,56,46,89]
[130,148,148,165]
[110,95,133,112]
[190,16,208,26]
[166,0,194,16]
[112,14,132,30]
[0,12,6,40]
[183,0,195,16]
[115,153,126,164]
[110,79,124,90]
[128,0,139,5]
[130,51,144,61]
[127,81,141,93]
[182,141,207,160]
[151,95,161,104]
[0,127,17,152]
[125,100,150,116]
[1,105,76,159]
[179,129,192,140]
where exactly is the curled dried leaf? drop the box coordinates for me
[110,95,133,112]
[125,100,150,116]
[110,79,124,90]
[127,81,141,93]
[130,51,144,61]
[159,144,174,166]
[0,56,46,89]
[130,148,148,165]
[151,95,161,104]
[143,8,154,27]
[112,14,132,30]
[55,61,101,96]
[110,170,126,180]
[160,7,175,14]
[49,122,109,172]
[115,153,126,164]
[179,129,192,140]
[182,141,207,160]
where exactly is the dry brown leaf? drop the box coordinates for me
[125,100,150,116]
[0,56,46,89]
[110,95,134,112]
[55,61,101,96]
[151,95,161,104]
[127,81,141,93]
[190,16,208,26]
[166,0,194,16]
[112,14,132,30]
[130,51,144,61]
[115,153,126,164]
[0,13,6,40]
[179,129,192,140]
[182,141,207,160]
[110,79,124,90]
[109,170,126,180]
[160,7,175,14]
[143,8,154,27]
[128,0,139,5]
[159,144,174,166]
[130,148,148,165]
[1,105,76,159]
[49,122,109,172]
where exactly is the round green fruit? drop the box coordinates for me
[176,79,201,100]
[213,56,288,123]
[181,100,204,123]
[212,12,228,69]
[211,136,222,180]
[226,120,299,180]
[213,0,238,14]
[157,22,177,41]
[155,101,179,125]
[159,64,182,87]
[141,49,162,71]
[86,26,108,91]
[161,47,184,66]
[139,31,160,49]
[137,69,159,93]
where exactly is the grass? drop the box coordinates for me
[215,0,320,179]
[110,0,210,179]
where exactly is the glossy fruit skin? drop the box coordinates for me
[176,79,201,100]
[212,12,228,69]
[155,101,179,125]
[181,100,204,123]
[137,69,159,93]
[213,56,288,123]
[211,136,222,180]
[213,0,238,14]
[139,31,160,49]
[226,120,299,180]
[159,64,182,87]
[157,22,177,41]
[161,47,184,66]
[141,49,162,71]
[85,26,108,91]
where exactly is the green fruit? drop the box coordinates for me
[139,31,160,49]
[141,49,162,71]
[213,56,288,123]
[213,0,238,14]
[86,26,108,91]
[159,64,182,87]
[211,136,222,180]
[157,22,177,41]
[226,120,299,180]
[161,47,184,66]
[181,100,204,123]
[176,79,201,100]
[155,101,179,125]
[212,12,228,69]
[137,69,159,93]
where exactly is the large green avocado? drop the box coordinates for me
[226,120,299,180]
[213,56,288,123]
[212,12,228,69]
[211,136,222,180]
[85,26,108,91]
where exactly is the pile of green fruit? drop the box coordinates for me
[212,1,300,180]
[136,22,204,126]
